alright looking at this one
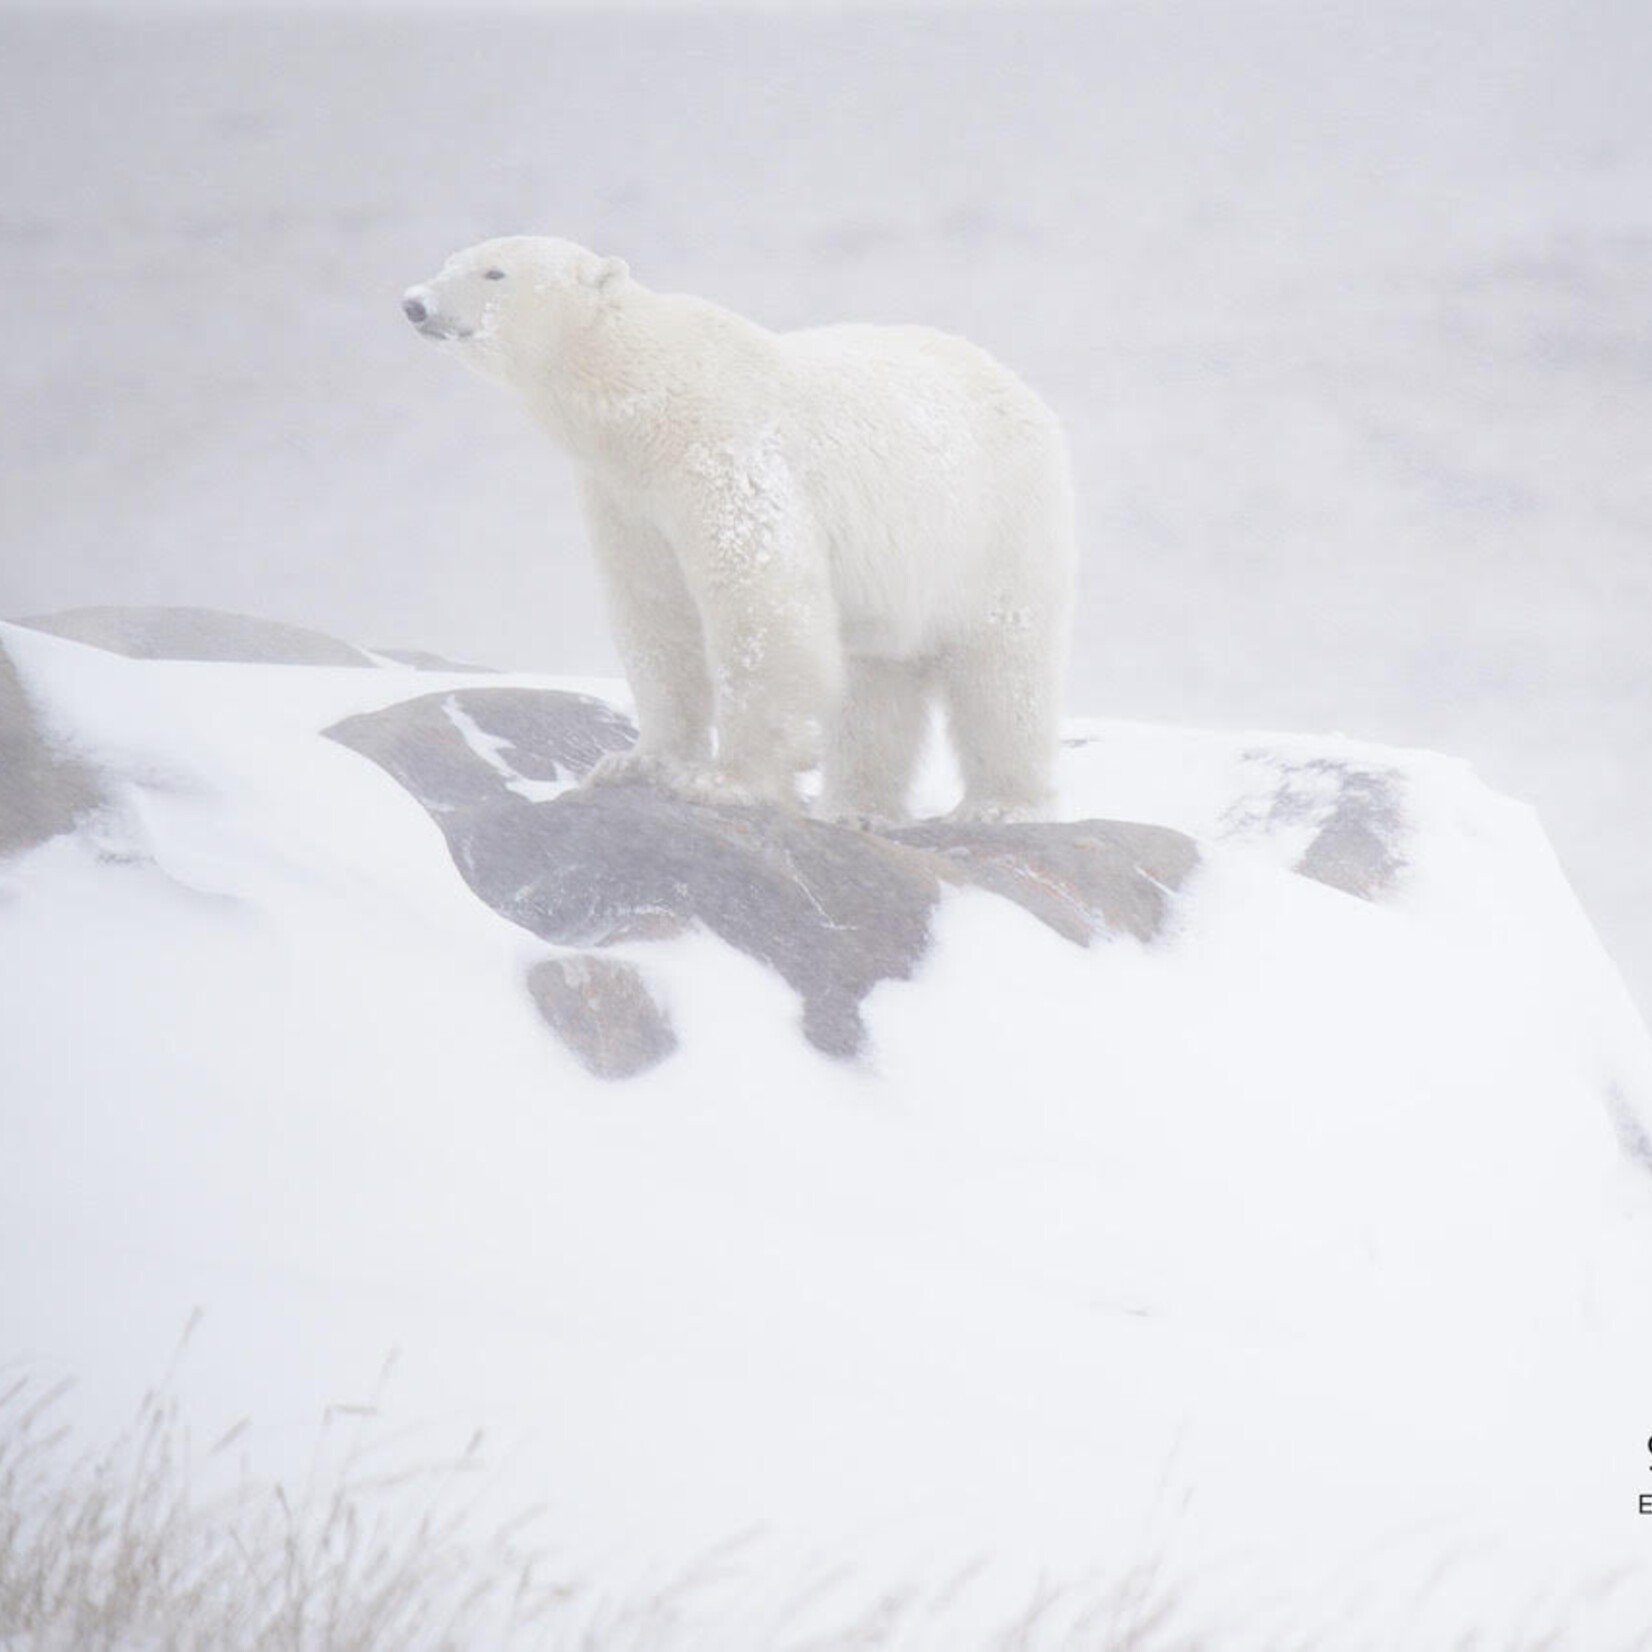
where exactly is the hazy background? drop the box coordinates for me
[2,0,1648,1013]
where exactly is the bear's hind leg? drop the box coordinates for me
[938,625,1062,824]
[818,655,932,827]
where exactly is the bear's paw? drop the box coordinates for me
[583,749,688,792]
[668,762,797,812]
[944,797,1051,827]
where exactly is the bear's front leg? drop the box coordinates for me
[577,477,713,791]
[673,470,842,808]
[690,604,841,807]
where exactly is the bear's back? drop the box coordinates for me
[783,319,1035,402]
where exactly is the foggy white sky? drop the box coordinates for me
[1,0,1648,1010]
[4,0,975,11]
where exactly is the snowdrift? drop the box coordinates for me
[3,609,1651,1649]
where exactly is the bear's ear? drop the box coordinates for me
[590,254,629,294]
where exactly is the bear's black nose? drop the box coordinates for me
[402,295,428,325]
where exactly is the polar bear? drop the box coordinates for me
[403,237,1075,822]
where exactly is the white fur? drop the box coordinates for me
[404,236,1076,821]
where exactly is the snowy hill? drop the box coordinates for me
[3,611,1652,1649]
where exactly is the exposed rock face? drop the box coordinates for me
[371,646,500,674]
[0,636,102,858]
[526,955,678,1080]
[13,605,501,675]
[889,821,1196,944]
[17,606,379,668]
[327,687,638,813]
[468,786,943,1060]
[1291,768,1406,899]
[1223,754,1407,900]
[327,687,1199,1068]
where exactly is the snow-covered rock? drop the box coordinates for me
[2,611,1651,1648]
[323,681,637,808]
[525,953,678,1081]
[17,603,381,667]
[16,603,496,673]
[329,684,1198,1061]
[0,633,101,856]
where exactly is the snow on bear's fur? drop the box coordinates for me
[403,236,1076,821]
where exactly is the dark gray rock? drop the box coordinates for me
[14,603,513,675]
[1293,768,1406,899]
[527,954,678,1079]
[327,688,1199,1064]
[888,820,1198,944]
[16,605,377,668]
[1226,755,1407,901]
[373,646,501,674]
[1604,1081,1652,1173]
[0,636,102,857]
[327,687,637,813]
[465,787,943,1059]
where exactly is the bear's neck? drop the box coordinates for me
[512,294,693,462]
[513,289,758,468]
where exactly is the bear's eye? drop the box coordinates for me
[483,268,507,281]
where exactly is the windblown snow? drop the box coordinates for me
[2,617,1651,1649]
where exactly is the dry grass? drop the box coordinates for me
[0,1330,1198,1652]
[0,1319,564,1651]
[1,1326,1638,1651]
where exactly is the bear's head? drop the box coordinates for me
[401,236,629,387]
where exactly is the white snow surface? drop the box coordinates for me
[4,621,1652,1647]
